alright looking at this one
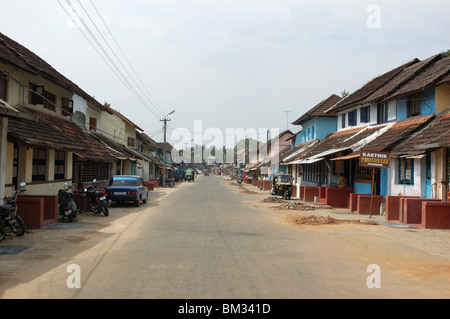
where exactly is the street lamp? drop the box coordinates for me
[161,110,175,186]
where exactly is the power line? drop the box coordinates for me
[58,0,164,121]
[87,0,166,118]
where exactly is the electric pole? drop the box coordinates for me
[161,110,175,186]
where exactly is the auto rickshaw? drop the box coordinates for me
[185,169,195,182]
[271,174,293,199]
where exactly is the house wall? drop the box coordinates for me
[101,111,127,145]
[396,87,436,120]
[436,84,450,114]
[390,157,423,197]
[18,71,73,119]
[0,62,21,106]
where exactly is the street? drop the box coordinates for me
[1,175,449,299]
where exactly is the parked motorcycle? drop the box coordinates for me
[58,182,79,222]
[237,176,243,184]
[0,182,27,241]
[165,177,175,188]
[86,179,109,216]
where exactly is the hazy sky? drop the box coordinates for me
[1,0,449,147]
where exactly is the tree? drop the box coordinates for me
[341,90,350,98]
[441,49,450,57]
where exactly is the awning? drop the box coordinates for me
[330,153,360,161]
[290,157,324,165]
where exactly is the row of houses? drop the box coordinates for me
[241,51,450,227]
[0,32,177,200]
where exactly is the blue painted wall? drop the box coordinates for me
[294,117,337,146]
[396,87,435,120]
[354,182,371,194]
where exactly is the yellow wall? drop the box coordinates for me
[0,61,21,106]
[436,84,450,114]
[100,111,127,145]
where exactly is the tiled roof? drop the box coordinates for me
[360,115,434,152]
[382,55,450,102]
[391,112,450,157]
[327,59,419,113]
[292,94,341,125]
[296,125,386,161]
[362,55,440,104]
[0,32,105,110]
[11,106,118,161]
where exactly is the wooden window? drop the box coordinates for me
[29,83,43,105]
[32,148,47,182]
[80,161,111,182]
[89,117,97,131]
[377,103,388,124]
[341,114,346,128]
[0,72,7,101]
[360,106,370,123]
[62,98,74,115]
[398,158,414,185]
[408,93,421,117]
[54,151,65,180]
[348,110,357,126]
[127,137,136,148]
[43,90,56,111]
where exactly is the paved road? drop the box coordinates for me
[1,175,449,299]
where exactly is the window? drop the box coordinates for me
[54,151,65,180]
[341,114,346,128]
[127,137,136,148]
[360,106,370,123]
[89,117,97,131]
[80,161,110,182]
[43,90,56,111]
[398,158,414,185]
[62,98,74,115]
[348,110,357,126]
[32,148,47,182]
[408,93,421,117]
[0,72,7,101]
[377,103,388,124]
[29,83,43,105]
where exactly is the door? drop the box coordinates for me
[425,153,431,198]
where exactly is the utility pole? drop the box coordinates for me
[160,110,175,186]
[282,110,292,130]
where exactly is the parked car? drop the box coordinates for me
[104,175,149,207]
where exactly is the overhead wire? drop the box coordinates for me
[87,0,166,118]
[58,0,164,122]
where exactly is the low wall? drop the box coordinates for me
[385,196,419,221]
[421,201,450,229]
[263,180,272,191]
[356,194,383,215]
[403,198,441,224]
[303,186,319,203]
[17,195,58,228]
[325,188,354,208]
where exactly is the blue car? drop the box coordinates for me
[104,175,149,207]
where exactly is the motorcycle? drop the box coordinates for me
[58,182,79,222]
[165,177,175,188]
[86,179,109,216]
[0,182,27,241]
[237,176,243,184]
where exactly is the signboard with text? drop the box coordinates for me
[359,151,391,168]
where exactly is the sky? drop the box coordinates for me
[1,0,449,148]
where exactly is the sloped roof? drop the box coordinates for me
[0,32,106,111]
[11,106,118,161]
[326,59,419,113]
[362,55,441,104]
[391,111,450,157]
[382,55,450,102]
[360,115,434,153]
[296,125,387,162]
[292,94,341,125]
